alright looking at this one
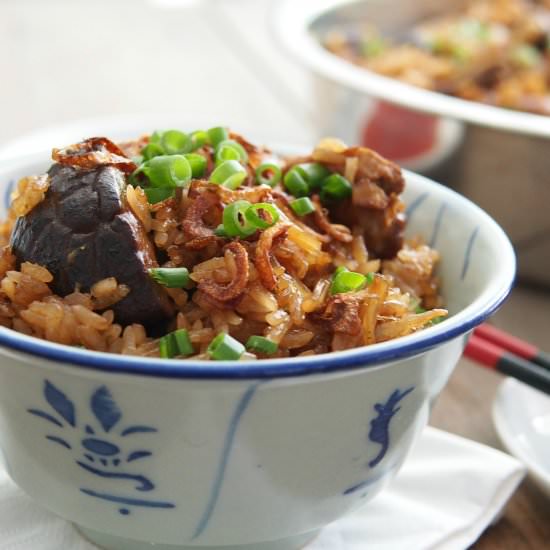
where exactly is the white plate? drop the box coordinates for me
[492,378,550,498]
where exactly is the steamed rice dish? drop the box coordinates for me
[0,128,447,361]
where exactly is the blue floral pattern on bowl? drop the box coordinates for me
[343,386,415,496]
[28,380,175,515]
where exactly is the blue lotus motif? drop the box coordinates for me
[28,380,175,515]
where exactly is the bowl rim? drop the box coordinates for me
[272,0,550,139]
[0,150,516,379]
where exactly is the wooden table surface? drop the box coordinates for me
[430,285,550,549]
[1,1,549,548]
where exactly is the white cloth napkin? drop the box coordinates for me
[0,427,525,550]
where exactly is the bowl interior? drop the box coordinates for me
[0,148,515,378]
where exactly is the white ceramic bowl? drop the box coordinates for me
[273,0,550,287]
[0,149,514,550]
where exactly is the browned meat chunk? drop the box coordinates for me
[330,148,406,259]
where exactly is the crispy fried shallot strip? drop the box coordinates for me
[312,195,352,243]
[256,222,291,291]
[182,191,221,250]
[198,242,249,303]
[52,137,137,173]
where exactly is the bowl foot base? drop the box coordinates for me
[76,525,320,550]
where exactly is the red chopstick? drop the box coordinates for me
[474,323,550,371]
[464,332,550,395]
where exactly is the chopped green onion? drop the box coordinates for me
[189,130,209,151]
[184,153,207,178]
[245,203,280,230]
[149,131,162,144]
[144,188,175,204]
[296,163,331,190]
[161,130,191,155]
[330,267,369,294]
[365,272,375,285]
[222,200,256,237]
[173,329,194,356]
[149,267,190,288]
[415,305,426,314]
[283,167,309,197]
[255,163,282,187]
[290,197,315,216]
[430,316,445,325]
[215,224,228,237]
[210,160,247,189]
[320,173,353,203]
[451,45,471,62]
[246,335,278,355]
[207,126,229,148]
[159,334,178,359]
[207,332,245,360]
[457,19,489,41]
[361,37,386,58]
[159,329,194,358]
[215,139,248,165]
[142,155,192,188]
[510,45,541,68]
[141,142,164,161]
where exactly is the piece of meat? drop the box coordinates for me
[10,163,172,326]
[322,292,363,335]
[329,147,406,259]
[310,195,352,243]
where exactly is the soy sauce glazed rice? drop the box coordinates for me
[0,129,447,361]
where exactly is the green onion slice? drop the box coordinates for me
[142,155,192,188]
[320,173,353,203]
[159,334,178,359]
[283,167,309,197]
[141,142,164,161]
[184,153,207,178]
[161,130,191,155]
[144,188,175,204]
[244,203,280,230]
[173,329,194,356]
[149,131,162,144]
[210,160,247,189]
[245,335,278,355]
[255,163,282,187]
[189,130,209,151]
[296,163,330,190]
[510,44,541,68]
[215,139,248,165]
[330,267,370,294]
[222,200,256,237]
[207,126,229,148]
[149,267,190,288]
[159,328,194,358]
[290,197,315,216]
[215,224,228,237]
[207,332,245,360]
